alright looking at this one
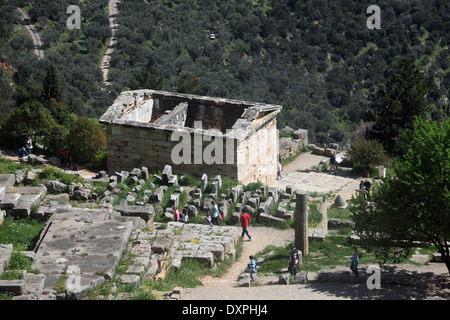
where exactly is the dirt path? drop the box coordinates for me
[101,0,120,85]
[17,7,44,60]
[198,227,295,288]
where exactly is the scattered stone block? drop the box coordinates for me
[162,165,172,185]
[238,273,251,287]
[23,273,46,299]
[114,203,155,222]
[328,218,355,230]
[200,174,208,192]
[181,251,214,267]
[120,274,140,284]
[141,167,149,180]
[0,174,15,191]
[278,273,290,285]
[45,180,67,194]
[258,213,285,225]
[169,193,180,207]
[152,232,174,254]
[0,280,26,296]
[433,253,443,262]
[153,187,164,203]
[0,193,20,209]
[186,205,198,218]
[293,270,308,284]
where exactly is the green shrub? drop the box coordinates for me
[88,149,107,170]
[308,202,323,228]
[179,174,200,187]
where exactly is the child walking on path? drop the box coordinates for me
[350,245,360,277]
[248,255,256,281]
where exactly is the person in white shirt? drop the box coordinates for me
[277,162,282,180]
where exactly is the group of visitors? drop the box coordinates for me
[18,137,33,164]
[172,205,189,223]
[204,200,222,226]
[17,136,75,170]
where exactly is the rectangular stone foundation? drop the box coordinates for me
[100,90,282,185]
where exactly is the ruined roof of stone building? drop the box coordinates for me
[99,90,282,140]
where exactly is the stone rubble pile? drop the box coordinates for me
[118,222,239,286]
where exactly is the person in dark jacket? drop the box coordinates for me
[288,244,299,275]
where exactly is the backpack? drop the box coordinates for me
[358,252,362,259]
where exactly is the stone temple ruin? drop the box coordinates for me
[99,90,282,186]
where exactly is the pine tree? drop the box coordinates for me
[42,64,62,102]
[364,58,433,156]
[128,57,164,90]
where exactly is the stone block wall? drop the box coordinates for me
[236,118,278,186]
[106,124,240,180]
[101,90,282,185]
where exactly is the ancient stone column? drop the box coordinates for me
[295,191,308,256]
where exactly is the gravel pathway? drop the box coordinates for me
[182,228,450,300]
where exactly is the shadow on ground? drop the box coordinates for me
[306,265,450,300]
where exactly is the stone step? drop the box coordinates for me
[0,280,26,296]
[23,273,46,300]
[0,193,21,209]
[0,274,47,300]
[7,186,46,217]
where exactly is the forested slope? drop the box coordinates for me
[1,0,449,145]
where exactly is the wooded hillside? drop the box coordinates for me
[0,0,448,145]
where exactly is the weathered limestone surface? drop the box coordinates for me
[31,206,134,300]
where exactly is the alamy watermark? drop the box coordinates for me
[366,265,381,289]
[66,265,81,291]
[170,121,278,166]
[66,5,81,30]
[367,5,381,30]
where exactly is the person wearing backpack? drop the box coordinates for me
[18,146,28,164]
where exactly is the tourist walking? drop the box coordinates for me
[288,244,299,275]
[173,205,180,222]
[277,162,282,180]
[240,212,252,241]
[330,151,336,173]
[211,200,220,226]
[350,245,360,277]
[248,255,256,281]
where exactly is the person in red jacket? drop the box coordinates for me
[240,212,252,241]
